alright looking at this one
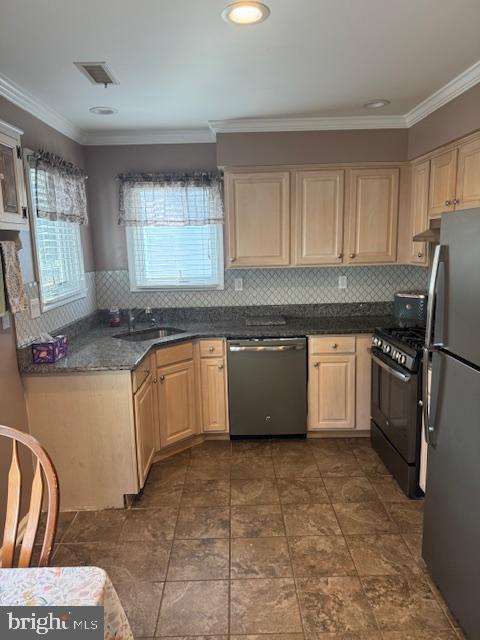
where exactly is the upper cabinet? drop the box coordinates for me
[293,169,344,265]
[0,121,28,231]
[409,160,430,265]
[455,136,480,211]
[428,149,458,218]
[345,168,399,264]
[225,170,290,267]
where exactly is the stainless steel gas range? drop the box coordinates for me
[369,325,426,498]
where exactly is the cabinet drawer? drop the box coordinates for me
[132,355,154,394]
[156,342,193,368]
[309,336,356,355]
[199,339,224,358]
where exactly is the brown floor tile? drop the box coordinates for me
[120,507,178,542]
[283,503,341,536]
[352,448,390,477]
[370,476,409,503]
[156,580,229,636]
[273,453,320,478]
[277,478,329,504]
[190,441,232,461]
[133,479,184,509]
[115,581,163,637]
[230,578,302,634]
[175,507,230,539]
[231,440,272,456]
[230,635,304,640]
[187,458,231,480]
[323,477,377,503]
[231,457,276,479]
[361,575,451,632]
[296,576,378,634]
[36,511,77,546]
[181,480,230,507]
[346,534,422,576]
[384,501,424,532]
[62,509,127,543]
[231,537,293,578]
[231,505,285,537]
[402,532,423,559]
[309,437,353,452]
[167,539,229,581]
[148,459,189,485]
[313,449,365,477]
[381,632,459,639]
[271,439,311,454]
[307,633,382,639]
[231,478,280,505]
[289,535,356,577]
[333,502,397,535]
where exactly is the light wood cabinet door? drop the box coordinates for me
[345,168,399,264]
[158,360,197,447]
[225,171,290,267]
[455,137,480,210]
[133,375,156,488]
[200,357,228,433]
[308,354,356,430]
[410,160,430,265]
[428,149,457,217]
[0,132,28,230]
[355,335,372,431]
[294,170,344,265]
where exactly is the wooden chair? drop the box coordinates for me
[0,425,59,568]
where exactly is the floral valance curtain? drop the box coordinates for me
[118,171,224,226]
[31,150,88,225]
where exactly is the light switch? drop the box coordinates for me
[1,312,11,330]
[30,297,41,318]
[234,277,244,291]
[338,275,348,289]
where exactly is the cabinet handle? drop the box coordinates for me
[22,207,28,219]
[444,200,451,206]
[349,253,355,259]
[332,343,338,350]
[159,375,165,382]
[218,364,224,370]
[208,346,215,352]
[314,362,319,368]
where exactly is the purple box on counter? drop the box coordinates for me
[31,335,68,364]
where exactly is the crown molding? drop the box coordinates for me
[83,128,216,145]
[0,72,85,144]
[209,115,407,133]
[405,59,480,127]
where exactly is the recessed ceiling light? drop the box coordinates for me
[363,99,391,109]
[222,2,270,25]
[89,106,118,115]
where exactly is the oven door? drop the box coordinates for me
[370,348,420,463]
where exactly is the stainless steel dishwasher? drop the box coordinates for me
[227,338,307,437]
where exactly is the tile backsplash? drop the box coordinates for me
[15,272,96,347]
[96,266,428,309]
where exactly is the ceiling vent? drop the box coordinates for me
[74,62,119,86]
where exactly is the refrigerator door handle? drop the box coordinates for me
[421,348,432,445]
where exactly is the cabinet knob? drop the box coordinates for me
[229,257,236,263]
[332,343,338,350]
[144,368,150,375]
[218,364,224,370]
[349,253,355,259]
[337,253,343,259]
[445,200,451,206]
[452,198,460,205]
[0,173,4,181]
[314,362,319,368]
[159,375,165,382]
[417,252,423,258]
[153,377,157,383]
[209,346,215,352]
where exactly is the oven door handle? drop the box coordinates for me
[368,350,411,383]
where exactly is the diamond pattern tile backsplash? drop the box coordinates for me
[15,272,97,347]
[96,266,428,310]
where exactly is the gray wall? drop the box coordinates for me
[84,143,218,271]
[216,129,408,167]
[408,83,480,159]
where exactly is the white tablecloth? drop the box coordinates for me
[0,566,133,639]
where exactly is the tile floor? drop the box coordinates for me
[47,438,465,639]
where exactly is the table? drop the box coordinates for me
[0,566,133,639]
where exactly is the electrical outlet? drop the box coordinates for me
[30,297,41,319]
[234,277,244,291]
[338,275,348,289]
[1,312,11,330]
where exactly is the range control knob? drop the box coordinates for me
[385,345,391,354]
[400,355,407,365]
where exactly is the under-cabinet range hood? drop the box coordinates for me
[413,217,441,243]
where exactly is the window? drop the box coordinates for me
[29,167,86,310]
[124,181,224,290]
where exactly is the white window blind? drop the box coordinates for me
[29,168,86,310]
[127,224,224,290]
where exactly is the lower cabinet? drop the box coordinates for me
[200,352,228,433]
[157,359,197,447]
[133,369,157,488]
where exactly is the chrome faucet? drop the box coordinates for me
[127,307,156,332]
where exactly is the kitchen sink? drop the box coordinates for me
[113,327,186,341]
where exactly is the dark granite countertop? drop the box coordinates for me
[19,313,393,375]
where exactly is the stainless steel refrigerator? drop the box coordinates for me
[422,207,480,639]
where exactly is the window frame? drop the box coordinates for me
[126,223,225,292]
[26,156,87,312]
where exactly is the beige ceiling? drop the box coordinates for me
[1,0,480,134]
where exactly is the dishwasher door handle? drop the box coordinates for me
[229,344,305,352]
